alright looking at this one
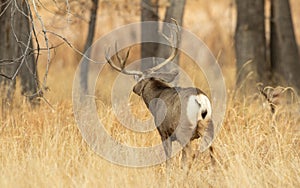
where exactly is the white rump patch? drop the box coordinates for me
[187,94,212,124]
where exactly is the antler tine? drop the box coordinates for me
[114,42,132,70]
[123,47,131,68]
[105,44,143,76]
[114,42,123,67]
[147,21,180,73]
[105,47,122,72]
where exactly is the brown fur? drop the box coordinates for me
[133,77,211,165]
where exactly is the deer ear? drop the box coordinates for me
[133,81,145,96]
[199,120,214,152]
[152,69,179,83]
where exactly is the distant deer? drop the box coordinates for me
[105,24,215,169]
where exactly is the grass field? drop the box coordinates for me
[1,0,300,187]
[0,66,299,187]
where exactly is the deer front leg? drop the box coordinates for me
[162,138,172,165]
[162,137,172,186]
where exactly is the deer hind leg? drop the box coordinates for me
[181,142,195,173]
[209,146,215,165]
[192,145,215,166]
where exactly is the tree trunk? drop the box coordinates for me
[80,0,99,94]
[19,2,40,103]
[270,0,300,90]
[235,0,268,93]
[0,0,18,101]
[141,0,159,71]
[0,0,39,104]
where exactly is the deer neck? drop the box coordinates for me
[140,79,171,106]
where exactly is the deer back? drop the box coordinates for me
[133,77,205,145]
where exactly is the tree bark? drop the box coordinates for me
[0,0,39,104]
[19,2,40,102]
[80,0,99,94]
[141,0,159,71]
[235,0,268,93]
[0,0,18,101]
[270,0,300,90]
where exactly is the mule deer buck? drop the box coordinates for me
[105,24,215,169]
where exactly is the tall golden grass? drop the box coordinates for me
[1,0,300,187]
[1,65,299,187]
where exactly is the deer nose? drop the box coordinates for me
[201,110,207,119]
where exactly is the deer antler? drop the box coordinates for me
[105,43,143,76]
[105,19,180,77]
[146,19,180,74]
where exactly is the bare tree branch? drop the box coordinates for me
[0,0,12,17]
[0,0,100,106]
[46,31,99,64]
[32,0,51,91]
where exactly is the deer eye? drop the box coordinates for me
[201,110,207,119]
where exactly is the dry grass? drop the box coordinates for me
[0,67,299,187]
[1,0,300,187]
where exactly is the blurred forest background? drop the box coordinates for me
[0,0,299,187]
[0,0,300,104]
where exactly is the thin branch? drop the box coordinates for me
[0,43,62,66]
[37,0,88,22]
[0,0,12,17]
[0,1,34,84]
[11,30,33,81]
[46,30,99,64]
[32,0,51,91]
[10,1,30,49]
[13,0,31,19]
[25,0,41,89]
[0,73,12,80]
